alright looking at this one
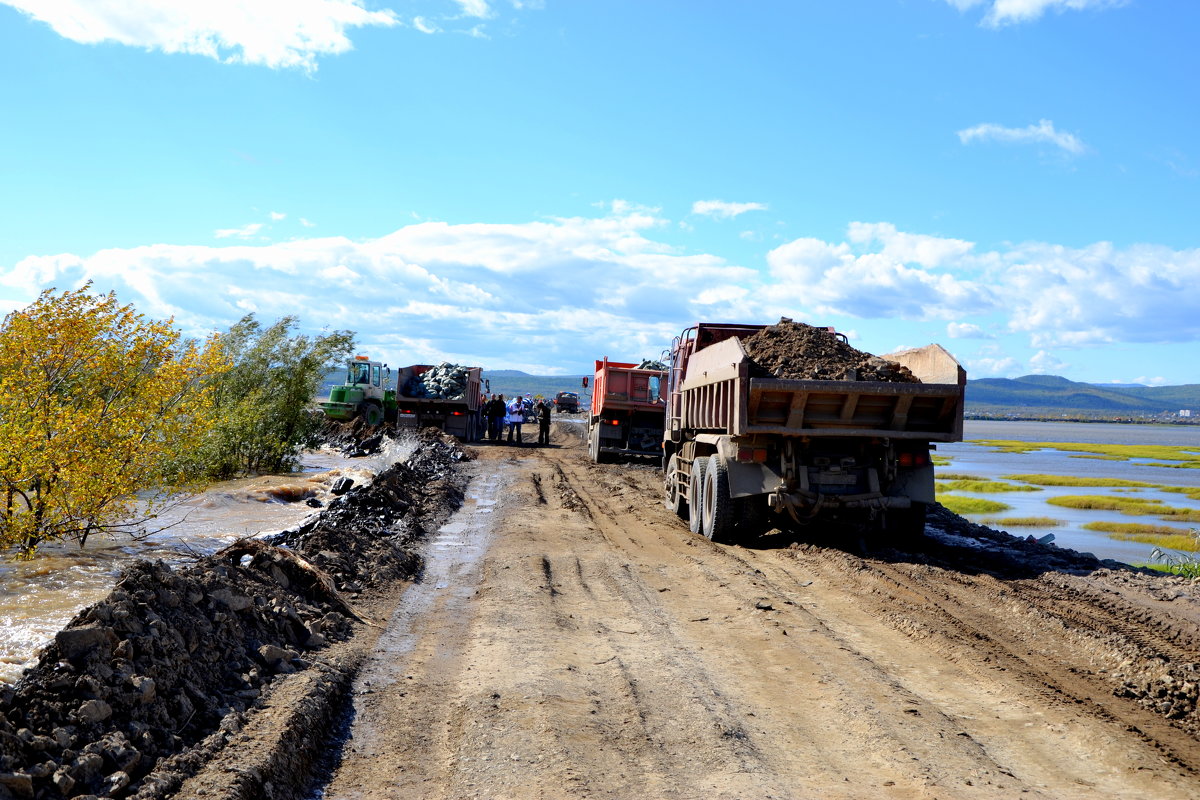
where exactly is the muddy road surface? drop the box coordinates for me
[311,424,1200,800]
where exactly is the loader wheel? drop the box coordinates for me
[359,402,383,426]
[687,456,708,535]
[664,454,687,519]
[702,455,736,544]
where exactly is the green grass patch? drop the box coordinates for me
[969,440,1200,468]
[935,473,985,481]
[936,479,1040,493]
[979,516,1064,528]
[936,495,1012,515]
[1082,521,1187,536]
[1105,532,1200,552]
[1046,495,1166,514]
[1135,562,1200,577]
[931,455,951,466]
[1046,494,1200,522]
[1003,473,1156,488]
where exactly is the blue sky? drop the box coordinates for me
[1,0,1197,384]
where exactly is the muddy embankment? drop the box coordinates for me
[0,426,468,800]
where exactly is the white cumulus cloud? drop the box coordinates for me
[692,200,768,220]
[957,119,1086,155]
[1,0,400,71]
[214,223,265,239]
[942,0,1128,27]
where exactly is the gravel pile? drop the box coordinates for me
[0,429,468,800]
[740,318,919,383]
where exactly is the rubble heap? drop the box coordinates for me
[0,429,468,800]
[402,363,471,400]
[740,319,919,383]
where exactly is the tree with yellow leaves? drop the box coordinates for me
[0,285,226,556]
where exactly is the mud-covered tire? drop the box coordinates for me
[687,456,708,535]
[702,455,736,544]
[588,425,603,464]
[665,454,687,519]
[359,402,383,426]
[888,501,928,543]
[733,495,769,540]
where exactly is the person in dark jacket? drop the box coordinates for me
[487,394,506,441]
[536,399,552,446]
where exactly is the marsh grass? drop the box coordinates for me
[935,473,985,481]
[936,479,1040,493]
[931,455,952,467]
[1003,473,1156,488]
[1047,494,1200,523]
[1083,522,1200,550]
[936,495,1012,515]
[971,440,1200,468]
[979,516,1064,528]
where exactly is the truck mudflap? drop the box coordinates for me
[767,486,912,524]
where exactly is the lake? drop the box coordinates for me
[939,420,1200,564]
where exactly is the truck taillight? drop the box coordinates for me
[451,411,463,416]
[736,447,768,463]
[898,451,930,467]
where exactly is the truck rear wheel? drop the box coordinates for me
[888,501,928,542]
[664,454,687,519]
[687,457,708,535]
[702,455,736,544]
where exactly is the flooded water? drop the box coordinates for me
[0,438,418,685]
[940,421,1200,565]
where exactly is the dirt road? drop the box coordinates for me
[315,423,1200,799]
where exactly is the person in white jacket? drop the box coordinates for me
[506,396,526,444]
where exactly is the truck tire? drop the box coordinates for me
[664,454,687,519]
[889,501,928,542]
[359,402,383,426]
[588,425,603,464]
[733,495,769,540]
[702,455,736,544]
[687,456,708,535]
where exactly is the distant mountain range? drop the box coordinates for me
[966,374,1200,417]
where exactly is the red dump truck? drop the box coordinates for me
[662,323,965,543]
[587,358,668,463]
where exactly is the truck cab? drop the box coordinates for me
[320,356,392,425]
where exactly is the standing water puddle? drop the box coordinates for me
[306,464,511,796]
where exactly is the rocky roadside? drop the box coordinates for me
[0,428,469,800]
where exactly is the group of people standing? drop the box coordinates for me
[482,393,552,446]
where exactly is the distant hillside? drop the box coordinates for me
[966,374,1200,417]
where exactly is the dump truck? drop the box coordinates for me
[554,391,580,413]
[587,358,668,463]
[320,357,485,440]
[662,323,965,543]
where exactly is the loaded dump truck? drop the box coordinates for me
[662,321,965,543]
[320,357,485,440]
[587,358,668,463]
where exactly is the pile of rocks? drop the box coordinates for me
[401,363,472,400]
[740,319,919,383]
[0,429,468,800]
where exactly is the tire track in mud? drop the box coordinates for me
[544,444,1200,796]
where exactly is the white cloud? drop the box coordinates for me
[412,16,441,34]
[1,0,400,72]
[947,322,988,338]
[957,119,1086,155]
[300,218,316,228]
[942,0,1127,27]
[269,211,287,221]
[454,0,492,18]
[692,200,768,220]
[5,213,1199,378]
[214,222,264,239]
[1028,349,1068,374]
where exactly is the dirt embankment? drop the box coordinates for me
[0,428,467,800]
